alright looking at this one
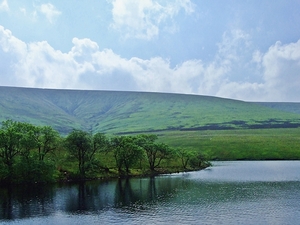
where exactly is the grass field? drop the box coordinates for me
[156,128,300,160]
[1,86,300,161]
[1,86,300,135]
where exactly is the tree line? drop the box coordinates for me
[0,120,209,184]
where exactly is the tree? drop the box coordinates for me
[136,135,173,172]
[87,132,108,173]
[110,136,124,173]
[151,143,173,170]
[0,120,23,182]
[65,130,107,178]
[92,133,108,158]
[36,126,60,161]
[189,151,210,169]
[65,130,93,178]
[0,121,58,183]
[18,122,39,161]
[176,148,193,170]
[110,136,145,174]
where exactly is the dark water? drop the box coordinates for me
[1,161,300,224]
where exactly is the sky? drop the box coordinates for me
[0,0,300,102]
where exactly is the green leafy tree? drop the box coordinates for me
[65,130,107,178]
[18,122,39,161]
[189,151,210,169]
[16,122,40,182]
[176,148,193,170]
[136,135,172,172]
[86,132,108,174]
[110,136,123,172]
[65,130,92,178]
[36,126,60,161]
[0,120,23,182]
[110,136,145,174]
[92,133,108,158]
[0,121,58,183]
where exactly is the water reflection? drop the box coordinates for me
[0,184,54,220]
[115,179,136,207]
[0,186,12,219]
[64,182,98,213]
[0,176,182,221]
[114,177,179,208]
[1,161,300,224]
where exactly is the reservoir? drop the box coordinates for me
[1,161,300,224]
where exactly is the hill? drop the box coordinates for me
[255,102,300,114]
[0,86,300,135]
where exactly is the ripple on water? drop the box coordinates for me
[2,161,300,225]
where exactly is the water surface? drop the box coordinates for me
[1,161,300,224]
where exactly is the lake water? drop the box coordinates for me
[1,161,300,225]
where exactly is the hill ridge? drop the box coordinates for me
[1,86,300,134]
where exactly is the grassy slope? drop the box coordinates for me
[157,128,300,160]
[1,86,300,160]
[0,87,85,133]
[255,102,300,114]
[1,86,300,135]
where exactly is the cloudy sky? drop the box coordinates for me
[0,0,300,102]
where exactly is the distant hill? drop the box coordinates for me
[0,86,300,134]
[254,102,300,114]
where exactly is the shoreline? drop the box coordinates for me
[0,167,207,187]
[57,164,211,184]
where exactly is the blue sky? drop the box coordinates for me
[0,0,300,101]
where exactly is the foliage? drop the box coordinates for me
[14,157,56,183]
[135,134,160,171]
[176,148,194,170]
[36,126,60,161]
[189,152,208,169]
[0,120,58,184]
[0,120,25,182]
[2,117,300,184]
[0,119,212,184]
[65,130,108,179]
[110,136,145,174]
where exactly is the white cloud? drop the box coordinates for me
[215,39,300,101]
[217,82,265,101]
[14,41,78,88]
[194,29,252,97]
[1,25,300,102]
[0,0,9,12]
[0,25,203,92]
[125,57,203,93]
[0,26,27,85]
[217,30,251,63]
[0,26,26,55]
[261,40,300,101]
[37,3,61,24]
[110,0,195,40]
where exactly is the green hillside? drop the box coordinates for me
[254,102,300,114]
[1,86,300,135]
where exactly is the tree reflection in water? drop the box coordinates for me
[0,176,179,220]
[115,179,135,207]
[0,184,54,220]
[0,186,13,220]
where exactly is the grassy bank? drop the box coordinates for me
[156,128,300,160]
[56,149,211,183]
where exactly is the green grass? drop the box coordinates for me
[1,86,300,135]
[156,128,300,160]
[256,102,300,114]
[1,86,300,161]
